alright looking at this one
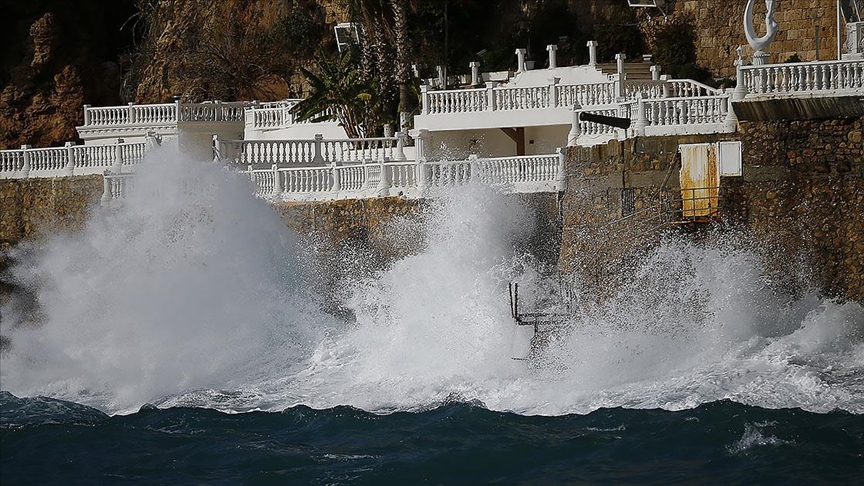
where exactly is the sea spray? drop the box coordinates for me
[0,148,334,412]
[1,151,862,416]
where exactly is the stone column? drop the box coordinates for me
[64,141,75,176]
[469,61,481,86]
[549,77,560,108]
[83,104,92,126]
[567,103,581,147]
[420,84,430,115]
[331,161,342,192]
[515,48,527,73]
[312,133,324,164]
[212,134,223,162]
[555,148,567,192]
[587,40,598,66]
[486,81,498,111]
[376,160,391,197]
[546,44,558,69]
[101,172,112,206]
[113,138,125,174]
[128,102,136,124]
[650,65,661,81]
[395,131,407,161]
[272,164,282,197]
[633,93,647,137]
[20,145,31,178]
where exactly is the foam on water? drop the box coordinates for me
[1,150,862,415]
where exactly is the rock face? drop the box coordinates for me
[670,0,848,79]
[0,1,136,149]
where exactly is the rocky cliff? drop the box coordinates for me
[0,0,136,149]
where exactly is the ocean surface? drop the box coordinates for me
[2,152,863,483]
[3,393,862,484]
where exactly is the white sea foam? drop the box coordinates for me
[1,150,862,416]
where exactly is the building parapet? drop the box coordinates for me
[1,139,147,179]
[241,152,566,201]
[734,58,864,100]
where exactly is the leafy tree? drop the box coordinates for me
[290,49,383,139]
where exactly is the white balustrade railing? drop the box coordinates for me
[101,173,134,206]
[419,75,726,116]
[1,141,146,179]
[577,103,635,138]
[738,59,864,97]
[82,101,249,128]
[246,102,336,130]
[557,82,617,107]
[426,88,488,114]
[641,96,728,129]
[242,153,564,201]
[664,79,723,98]
[217,135,406,168]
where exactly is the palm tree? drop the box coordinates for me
[347,0,415,130]
[290,49,382,139]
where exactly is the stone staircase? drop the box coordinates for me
[595,61,654,80]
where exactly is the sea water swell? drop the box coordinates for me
[2,392,863,484]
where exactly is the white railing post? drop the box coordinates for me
[415,129,430,195]
[331,161,341,192]
[567,103,581,147]
[650,65,661,81]
[271,164,282,197]
[395,131,407,161]
[19,145,31,178]
[420,84,430,115]
[376,160,391,197]
[612,74,623,101]
[634,93,647,136]
[723,89,738,130]
[549,77,560,107]
[733,46,748,100]
[469,61,481,86]
[64,141,75,176]
[101,171,112,206]
[468,154,479,184]
[486,81,497,111]
[146,131,161,149]
[615,53,626,99]
[174,99,182,122]
[587,40,598,67]
[83,104,92,126]
[312,133,324,164]
[113,138,124,174]
[215,100,222,122]
[547,44,558,69]
[212,134,222,162]
[516,48,527,73]
[555,148,567,191]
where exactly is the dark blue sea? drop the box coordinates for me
[2,392,862,484]
[2,158,863,483]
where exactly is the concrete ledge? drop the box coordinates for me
[733,95,864,121]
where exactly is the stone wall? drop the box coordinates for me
[0,176,103,246]
[724,117,864,300]
[0,175,103,314]
[559,116,864,302]
[673,0,847,79]
[275,193,562,270]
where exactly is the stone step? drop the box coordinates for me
[595,62,654,80]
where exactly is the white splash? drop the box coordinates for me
[2,150,862,416]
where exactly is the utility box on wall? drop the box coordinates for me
[718,141,743,177]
